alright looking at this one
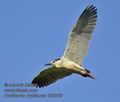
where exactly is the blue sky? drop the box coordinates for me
[0,0,120,102]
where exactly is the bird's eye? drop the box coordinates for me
[52,60,56,63]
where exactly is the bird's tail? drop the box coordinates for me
[81,69,96,79]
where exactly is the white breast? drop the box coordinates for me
[62,58,80,69]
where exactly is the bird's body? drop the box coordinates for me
[32,5,97,88]
[53,58,84,74]
[49,58,95,79]
[51,58,82,73]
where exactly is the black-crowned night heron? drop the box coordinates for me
[32,5,97,88]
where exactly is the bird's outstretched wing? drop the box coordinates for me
[32,67,72,88]
[63,5,97,65]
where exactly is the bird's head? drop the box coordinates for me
[45,58,61,67]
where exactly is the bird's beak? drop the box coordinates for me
[45,63,52,66]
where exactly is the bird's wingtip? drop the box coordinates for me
[31,76,40,88]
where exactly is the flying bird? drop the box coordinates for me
[32,5,97,88]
